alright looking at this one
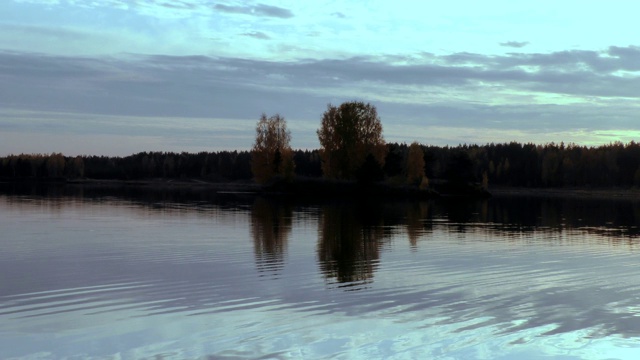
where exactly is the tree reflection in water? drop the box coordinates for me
[405,201,431,249]
[249,194,640,287]
[250,197,292,276]
[317,201,388,289]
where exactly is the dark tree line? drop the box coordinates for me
[0,152,251,181]
[2,141,640,188]
[469,141,640,188]
[0,150,320,182]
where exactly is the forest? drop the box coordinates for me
[2,141,640,189]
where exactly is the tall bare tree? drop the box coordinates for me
[251,113,295,183]
[317,102,386,180]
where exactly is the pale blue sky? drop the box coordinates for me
[1,0,640,155]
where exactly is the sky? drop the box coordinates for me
[1,0,640,156]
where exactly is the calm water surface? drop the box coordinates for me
[2,187,640,359]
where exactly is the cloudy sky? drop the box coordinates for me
[1,0,640,156]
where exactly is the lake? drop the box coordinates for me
[2,186,640,359]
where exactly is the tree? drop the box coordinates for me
[317,101,387,180]
[163,155,175,178]
[356,153,384,184]
[251,113,295,184]
[46,153,65,178]
[68,156,85,178]
[445,150,475,185]
[406,142,425,185]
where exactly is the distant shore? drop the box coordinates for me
[66,178,261,191]
[490,186,640,200]
[5,177,640,200]
[0,177,259,191]
[67,179,640,200]
[1,177,486,199]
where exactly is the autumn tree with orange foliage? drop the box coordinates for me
[251,113,295,184]
[406,142,426,186]
[317,102,387,180]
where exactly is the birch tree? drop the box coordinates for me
[251,113,295,183]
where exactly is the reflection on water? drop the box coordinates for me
[406,201,431,249]
[3,187,640,359]
[318,202,385,288]
[250,197,292,275]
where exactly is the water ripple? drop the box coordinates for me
[4,194,640,359]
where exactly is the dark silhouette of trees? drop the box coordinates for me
[406,142,426,186]
[3,140,640,190]
[251,113,295,184]
[317,102,387,180]
[293,150,322,178]
[383,142,406,178]
[355,153,385,184]
[0,150,319,182]
[45,153,66,178]
[68,156,85,178]
[445,150,476,185]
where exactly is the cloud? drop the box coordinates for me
[2,46,640,153]
[0,23,95,43]
[4,46,640,109]
[240,31,270,40]
[499,41,530,48]
[331,12,346,18]
[253,3,294,18]
[157,1,198,10]
[13,0,199,13]
[0,22,207,56]
[214,3,294,18]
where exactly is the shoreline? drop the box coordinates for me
[0,177,478,199]
[4,177,640,200]
[0,177,260,192]
[490,186,640,200]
